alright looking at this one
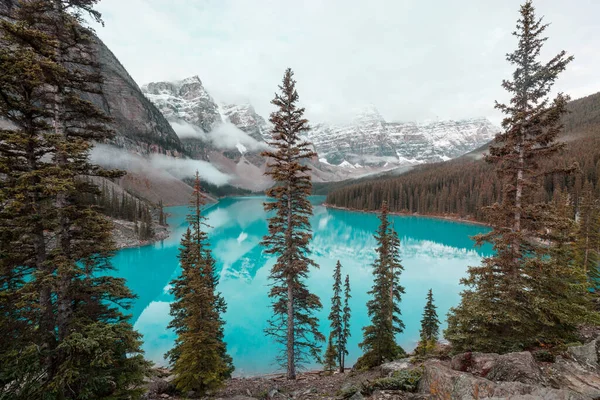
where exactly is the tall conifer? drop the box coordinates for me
[358,202,405,369]
[340,274,352,372]
[261,68,324,379]
[328,260,351,373]
[323,332,338,375]
[446,1,598,353]
[416,289,440,355]
[167,172,233,394]
[0,1,149,397]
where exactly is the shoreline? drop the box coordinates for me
[322,203,490,227]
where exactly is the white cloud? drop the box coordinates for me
[90,143,231,186]
[170,120,206,140]
[90,0,600,127]
[208,122,268,151]
[169,120,269,152]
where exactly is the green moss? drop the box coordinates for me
[361,368,423,395]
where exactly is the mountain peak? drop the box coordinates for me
[177,75,203,87]
[353,104,385,124]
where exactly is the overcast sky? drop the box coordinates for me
[90,0,600,125]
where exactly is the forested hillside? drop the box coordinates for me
[326,92,600,221]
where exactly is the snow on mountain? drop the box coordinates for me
[141,76,500,185]
[142,77,268,160]
[308,107,500,166]
[143,76,221,133]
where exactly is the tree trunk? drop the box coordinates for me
[286,277,295,380]
[584,233,590,276]
[512,138,525,279]
[286,180,296,380]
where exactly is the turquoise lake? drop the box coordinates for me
[111,196,492,376]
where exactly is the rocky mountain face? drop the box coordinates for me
[89,38,184,156]
[140,76,499,184]
[309,106,500,166]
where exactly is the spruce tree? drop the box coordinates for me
[167,172,233,394]
[323,332,338,375]
[328,261,343,367]
[358,202,405,369]
[340,274,352,372]
[446,1,598,353]
[0,1,149,397]
[261,68,324,379]
[416,289,440,355]
[328,260,351,373]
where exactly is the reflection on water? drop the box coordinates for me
[111,196,492,376]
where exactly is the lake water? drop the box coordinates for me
[111,196,492,376]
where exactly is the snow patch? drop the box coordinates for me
[236,142,247,154]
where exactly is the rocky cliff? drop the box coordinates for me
[309,106,499,166]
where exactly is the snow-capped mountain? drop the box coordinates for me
[142,77,274,190]
[309,106,499,166]
[140,75,500,186]
[142,76,268,150]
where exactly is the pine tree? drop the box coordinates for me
[340,274,352,372]
[261,68,324,379]
[167,172,233,394]
[323,332,338,375]
[358,202,405,369]
[446,1,598,353]
[416,289,440,355]
[0,1,149,397]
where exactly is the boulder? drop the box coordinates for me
[381,358,413,376]
[450,351,544,385]
[544,357,600,399]
[486,352,545,385]
[450,352,499,376]
[568,339,599,369]
[419,360,583,399]
[348,391,364,400]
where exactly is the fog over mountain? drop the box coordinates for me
[91,0,600,125]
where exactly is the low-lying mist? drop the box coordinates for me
[90,144,232,186]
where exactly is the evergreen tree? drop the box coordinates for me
[328,261,343,367]
[167,172,233,394]
[261,68,324,379]
[416,289,440,355]
[340,274,352,372]
[328,260,351,373]
[575,181,600,286]
[358,202,405,369]
[0,1,149,398]
[446,1,598,353]
[323,332,338,375]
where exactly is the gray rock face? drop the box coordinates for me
[451,352,499,376]
[567,339,599,368]
[440,340,600,399]
[380,358,413,376]
[486,352,544,385]
[143,76,221,134]
[308,106,500,167]
[420,360,584,400]
[90,38,183,155]
[222,103,269,142]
